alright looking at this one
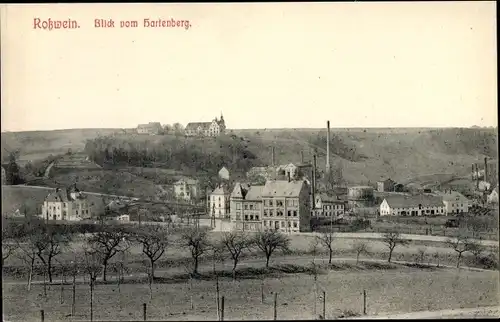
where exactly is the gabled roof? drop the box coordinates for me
[245,185,264,201]
[317,193,343,203]
[261,180,306,197]
[185,122,212,131]
[434,190,468,202]
[212,185,231,195]
[383,195,444,208]
[231,182,249,198]
[45,186,86,202]
[219,166,229,174]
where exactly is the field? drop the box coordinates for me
[2,127,497,185]
[3,265,497,321]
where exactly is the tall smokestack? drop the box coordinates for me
[312,154,317,208]
[271,147,275,167]
[475,163,479,188]
[326,121,331,173]
[472,164,475,181]
[301,150,304,164]
[484,157,488,182]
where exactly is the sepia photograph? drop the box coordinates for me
[1,2,498,321]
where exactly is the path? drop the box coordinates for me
[43,161,55,179]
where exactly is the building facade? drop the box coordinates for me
[380,195,446,216]
[230,183,263,231]
[137,122,163,135]
[434,190,469,214]
[313,193,345,218]
[377,178,396,192]
[173,178,200,201]
[185,114,226,137]
[41,186,93,221]
[210,184,231,219]
[261,180,311,233]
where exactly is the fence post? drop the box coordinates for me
[143,303,147,321]
[261,279,265,304]
[40,310,44,322]
[273,292,278,320]
[220,296,225,321]
[363,290,367,315]
[322,290,326,320]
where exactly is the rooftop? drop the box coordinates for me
[245,185,264,201]
[433,190,469,201]
[384,195,444,208]
[261,180,306,197]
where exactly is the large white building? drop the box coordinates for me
[41,186,93,221]
[313,193,345,218]
[434,190,469,214]
[173,178,199,201]
[380,195,446,216]
[185,114,226,137]
[209,184,231,219]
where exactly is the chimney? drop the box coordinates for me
[301,150,304,164]
[312,154,317,207]
[288,171,291,182]
[484,157,488,182]
[472,164,475,181]
[326,121,331,173]
[271,147,275,167]
[475,164,479,189]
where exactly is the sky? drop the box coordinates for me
[0,2,497,132]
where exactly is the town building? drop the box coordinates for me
[218,166,230,181]
[434,190,469,214]
[230,183,264,231]
[261,179,311,233]
[137,122,163,135]
[173,178,200,201]
[185,114,226,137]
[377,178,396,192]
[379,195,446,216]
[487,187,499,204]
[209,184,231,219]
[41,185,94,221]
[313,193,345,218]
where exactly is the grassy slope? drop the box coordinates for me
[2,127,497,185]
[2,267,497,321]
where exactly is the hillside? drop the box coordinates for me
[2,127,497,186]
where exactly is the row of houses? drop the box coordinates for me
[379,190,472,216]
[137,114,227,137]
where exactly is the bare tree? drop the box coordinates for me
[382,231,410,263]
[181,228,211,276]
[133,225,169,279]
[83,248,103,322]
[352,241,370,264]
[220,231,252,280]
[34,225,73,282]
[253,230,290,268]
[316,231,335,264]
[2,226,15,265]
[446,234,472,268]
[87,227,130,281]
[15,236,39,291]
[416,247,427,265]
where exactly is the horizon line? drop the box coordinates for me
[1,125,498,134]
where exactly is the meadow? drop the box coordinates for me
[3,264,497,321]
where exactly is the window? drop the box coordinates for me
[293,222,298,228]
[76,210,79,215]
[245,215,248,221]
[293,211,297,217]
[63,203,67,207]
[288,222,291,227]
[264,210,268,217]
[244,204,248,210]
[280,221,285,227]
[269,200,274,206]
[249,204,254,210]
[287,210,291,217]
[236,203,241,210]
[270,210,275,217]
[264,221,267,226]
[255,215,259,220]
[277,200,283,207]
